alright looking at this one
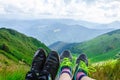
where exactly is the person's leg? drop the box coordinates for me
[81,76,95,80]
[74,53,94,80]
[25,48,47,80]
[76,71,95,80]
[59,73,71,80]
[59,50,73,80]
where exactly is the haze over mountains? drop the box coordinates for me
[0,19,119,45]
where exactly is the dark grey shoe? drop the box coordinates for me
[76,53,88,66]
[73,53,88,80]
[25,48,47,80]
[41,51,60,80]
[60,50,73,78]
[60,50,72,61]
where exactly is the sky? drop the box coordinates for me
[0,0,120,23]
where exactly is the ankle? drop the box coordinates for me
[61,67,72,78]
[76,71,86,80]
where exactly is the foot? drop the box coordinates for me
[76,53,88,74]
[74,53,88,80]
[40,51,60,80]
[60,50,72,61]
[25,48,47,80]
[60,50,73,77]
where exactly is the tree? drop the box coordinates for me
[1,43,10,52]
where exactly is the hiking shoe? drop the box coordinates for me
[41,51,60,80]
[60,50,72,67]
[60,50,73,78]
[25,48,47,80]
[60,50,72,62]
[76,53,88,75]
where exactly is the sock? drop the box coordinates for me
[76,72,86,80]
[61,67,72,77]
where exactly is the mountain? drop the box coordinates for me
[49,41,68,52]
[0,19,114,45]
[49,41,82,54]
[49,41,79,54]
[95,21,120,29]
[50,29,120,62]
[0,28,50,65]
[25,23,113,45]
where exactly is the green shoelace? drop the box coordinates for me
[60,58,96,76]
[78,60,96,75]
[60,58,73,68]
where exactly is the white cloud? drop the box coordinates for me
[0,0,120,23]
[0,5,6,14]
[53,29,61,33]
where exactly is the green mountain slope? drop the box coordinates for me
[73,29,120,62]
[0,28,50,65]
[50,29,120,62]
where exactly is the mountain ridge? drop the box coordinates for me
[0,19,116,45]
[49,29,120,62]
[0,28,50,65]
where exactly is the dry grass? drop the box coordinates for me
[90,59,120,80]
[0,54,29,80]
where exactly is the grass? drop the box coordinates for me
[0,54,29,80]
[0,53,120,80]
[0,65,29,80]
[90,59,120,80]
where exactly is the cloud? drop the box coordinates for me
[53,29,61,33]
[0,0,120,23]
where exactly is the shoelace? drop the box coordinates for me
[61,58,73,68]
[60,58,96,76]
[78,61,96,75]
